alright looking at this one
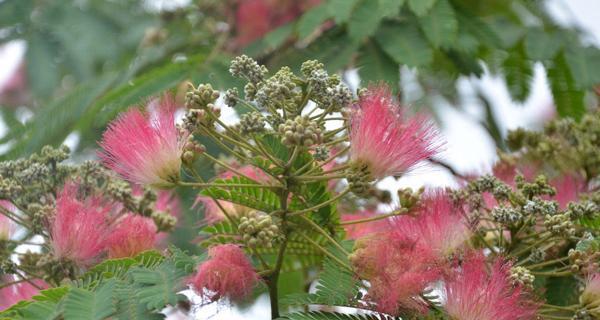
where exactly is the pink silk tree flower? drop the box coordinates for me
[50,183,111,267]
[0,200,15,240]
[190,244,259,302]
[107,214,157,259]
[581,273,600,315]
[443,254,539,320]
[0,276,47,311]
[390,190,471,258]
[549,173,587,209]
[349,85,443,180]
[350,233,442,315]
[99,95,187,188]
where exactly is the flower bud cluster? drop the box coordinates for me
[238,211,281,248]
[544,212,576,237]
[182,136,206,166]
[347,162,373,197]
[229,54,268,84]
[492,206,524,225]
[568,249,600,274]
[239,112,266,135]
[278,116,322,147]
[185,83,220,109]
[510,266,535,288]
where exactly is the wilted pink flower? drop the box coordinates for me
[349,85,442,179]
[444,253,539,320]
[341,210,390,240]
[190,244,259,302]
[99,95,186,187]
[391,191,470,257]
[0,201,15,240]
[50,183,111,266]
[107,214,157,259]
[350,233,441,315]
[581,273,600,309]
[0,276,47,311]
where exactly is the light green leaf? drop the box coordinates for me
[419,0,457,48]
[375,22,433,67]
[408,0,437,16]
[546,52,585,120]
[264,23,294,49]
[347,0,382,43]
[297,3,331,39]
[130,262,187,310]
[503,43,533,102]
[377,0,404,18]
[358,41,400,90]
[326,0,360,24]
[63,280,117,320]
[25,31,60,98]
[524,28,562,61]
[564,46,600,89]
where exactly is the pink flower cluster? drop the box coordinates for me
[49,182,180,265]
[234,0,321,47]
[349,85,443,179]
[0,276,47,311]
[0,200,15,240]
[190,244,259,302]
[444,254,539,320]
[99,95,187,188]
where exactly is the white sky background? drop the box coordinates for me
[0,0,599,318]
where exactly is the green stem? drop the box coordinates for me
[298,215,349,256]
[290,189,350,216]
[297,231,352,271]
[178,181,278,189]
[339,209,407,225]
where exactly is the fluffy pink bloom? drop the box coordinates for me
[50,183,111,266]
[190,244,259,302]
[549,173,586,209]
[351,234,442,315]
[0,200,15,240]
[99,95,186,187]
[156,190,182,218]
[195,166,270,223]
[390,191,471,257]
[0,276,47,311]
[234,0,321,47]
[341,210,390,240]
[581,273,600,310]
[349,85,442,179]
[444,254,539,320]
[107,214,157,259]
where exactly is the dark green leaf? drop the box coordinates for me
[546,52,585,120]
[297,4,331,40]
[564,46,600,89]
[357,41,400,90]
[408,0,437,16]
[347,0,382,42]
[326,0,360,24]
[503,43,533,102]
[524,28,562,61]
[375,22,433,67]
[377,0,404,18]
[419,0,457,48]
[25,31,60,98]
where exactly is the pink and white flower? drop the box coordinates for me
[0,276,47,311]
[99,95,187,187]
[349,85,442,179]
